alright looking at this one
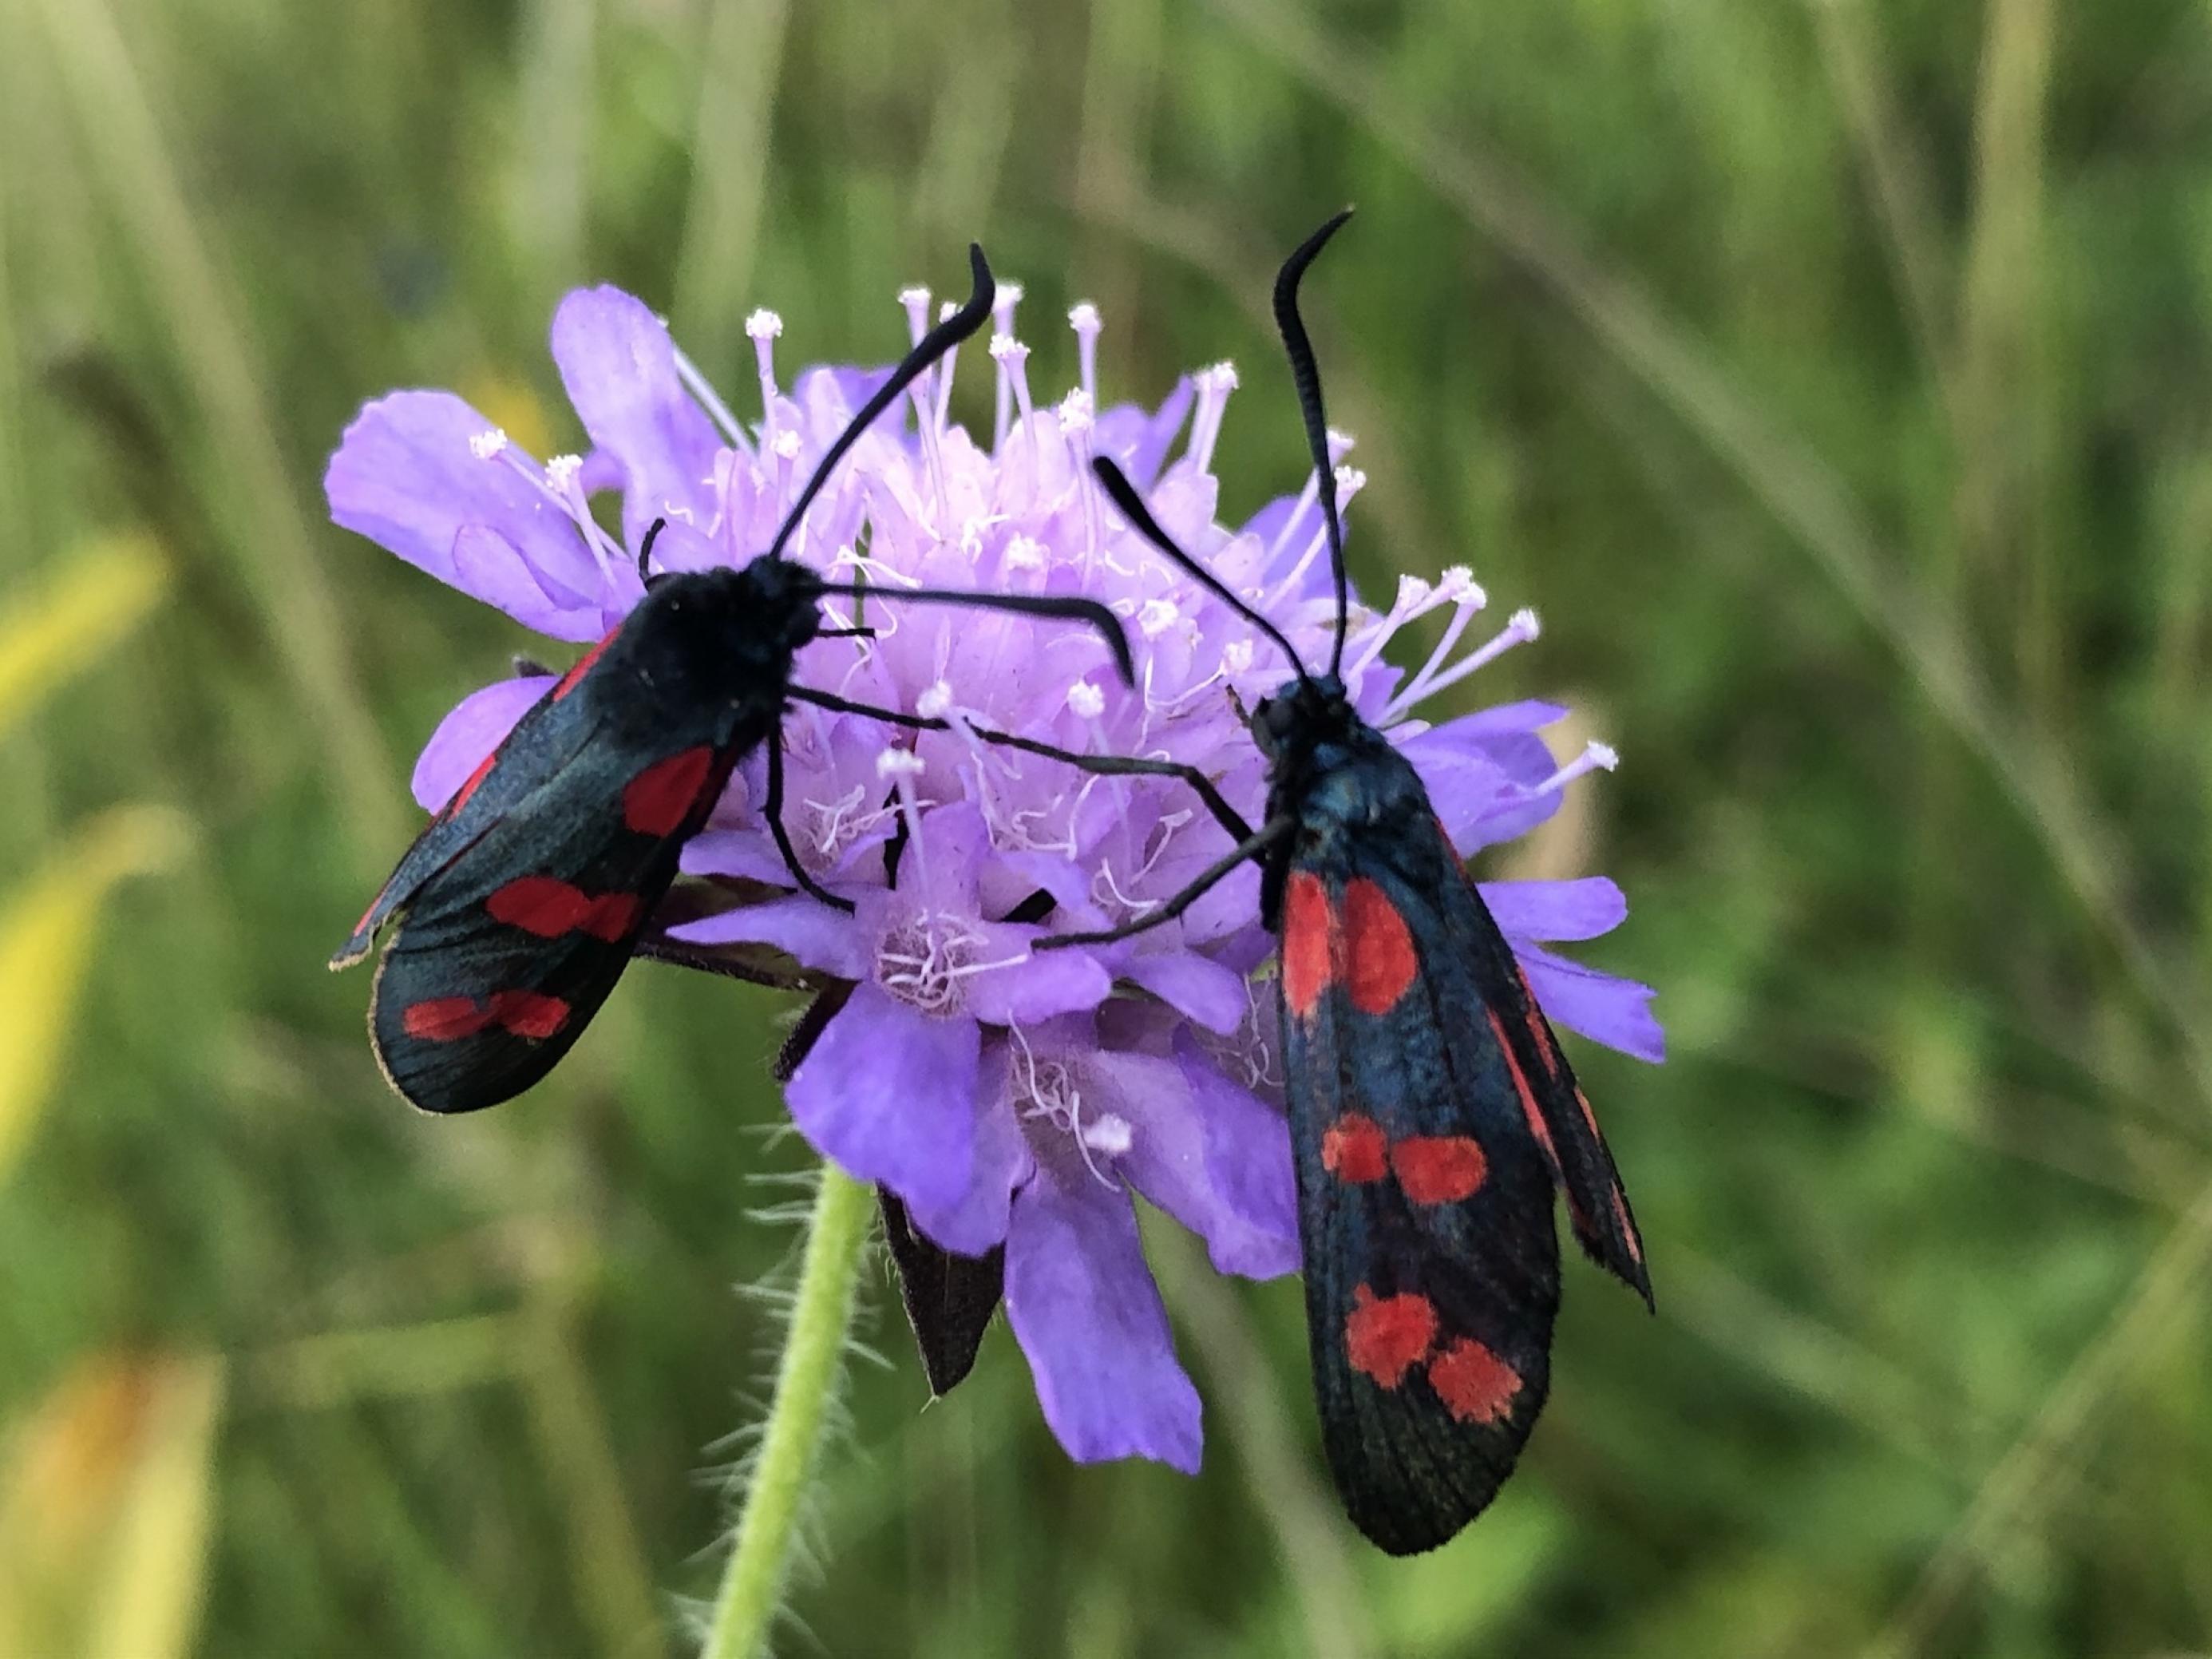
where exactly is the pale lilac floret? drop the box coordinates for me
[326,270,1661,1474]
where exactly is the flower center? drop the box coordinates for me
[1008,1033,1129,1189]
[874,909,1010,1016]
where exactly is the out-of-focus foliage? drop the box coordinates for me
[3,0,2210,1653]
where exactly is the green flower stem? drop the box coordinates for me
[702,1162,874,1659]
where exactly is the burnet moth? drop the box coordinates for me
[330,247,1134,1118]
[1039,212,1652,1554]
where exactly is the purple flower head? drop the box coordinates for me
[325,267,1661,1475]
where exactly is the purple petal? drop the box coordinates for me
[785,984,982,1211]
[1478,877,1628,943]
[677,830,788,885]
[550,287,724,548]
[1397,710,1567,855]
[1106,1051,1300,1280]
[962,936,1113,1027]
[1515,940,1665,1063]
[450,525,596,628]
[667,894,869,980]
[410,675,556,811]
[326,391,606,637]
[1092,379,1193,490]
[1003,1158,1201,1472]
[905,1044,1035,1256]
[1121,947,1248,1036]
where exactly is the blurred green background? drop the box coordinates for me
[3,0,2208,1653]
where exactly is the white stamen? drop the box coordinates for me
[544,453,583,491]
[1384,607,1541,720]
[671,345,749,447]
[1137,597,1181,639]
[469,428,508,460]
[1066,680,1106,719]
[1528,739,1619,797]
[1057,388,1094,435]
[1223,639,1255,675]
[745,308,783,341]
[1187,361,1239,474]
[933,300,963,430]
[748,311,784,443]
[771,429,803,461]
[898,287,932,349]
[1334,464,1366,499]
[876,748,926,780]
[1004,534,1047,572]
[916,680,956,719]
[990,335,1032,451]
[1069,302,1102,406]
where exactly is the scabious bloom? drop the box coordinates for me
[325,273,1663,1474]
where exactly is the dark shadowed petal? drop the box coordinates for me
[1478,877,1628,943]
[550,287,724,548]
[1515,940,1664,1063]
[1003,1152,1201,1472]
[785,983,983,1213]
[410,675,556,811]
[667,893,869,980]
[326,391,607,633]
[905,1043,1035,1257]
[1102,1050,1300,1280]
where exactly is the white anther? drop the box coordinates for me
[772,429,803,460]
[916,680,956,719]
[1081,1112,1133,1158]
[876,748,927,780]
[1004,535,1047,572]
[745,309,783,340]
[1436,566,1483,606]
[897,286,931,309]
[1223,639,1256,674]
[1395,573,1431,609]
[1510,606,1541,641]
[1334,464,1366,494]
[544,453,583,490]
[1057,389,1095,434]
[1066,680,1106,719]
[469,429,508,460]
[1589,741,1620,770]
[1198,360,1240,391]
[1068,302,1101,334]
[989,333,1027,364]
[1137,597,1181,639]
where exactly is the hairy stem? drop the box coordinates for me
[702,1163,873,1659]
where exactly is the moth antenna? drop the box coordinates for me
[1272,208,1355,677]
[636,517,668,588]
[766,244,995,562]
[816,584,1135,687]
[1090,457,1311,687]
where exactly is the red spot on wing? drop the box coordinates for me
[403,997,496,1040]
[1344,1287,1438,1389]
[448,750,499,816]
[1427,1336,1521,1424]
[401,990,572,1043]
[1320,1114,1388,1183]
[1391,1135,1489,1205]
[552,626,616,702]
[1343,877,1418,1015]
[1281,870,1333,1024]
[489,989,571,1039]
[623,745,716,836]
[486,877,643,942]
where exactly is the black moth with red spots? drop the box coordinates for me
[330,246,1132,1117]
[1040,212,1650,1554]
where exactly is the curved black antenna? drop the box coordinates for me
[816,584,1134,686]
[1090,457,1312,685]
[766,244,995,561]
[1272,207,1354,677]
[636,516,668,588]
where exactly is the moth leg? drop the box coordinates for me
[1034,817,1293,949]
[766,727,857,913]
[787,686,1255,845]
